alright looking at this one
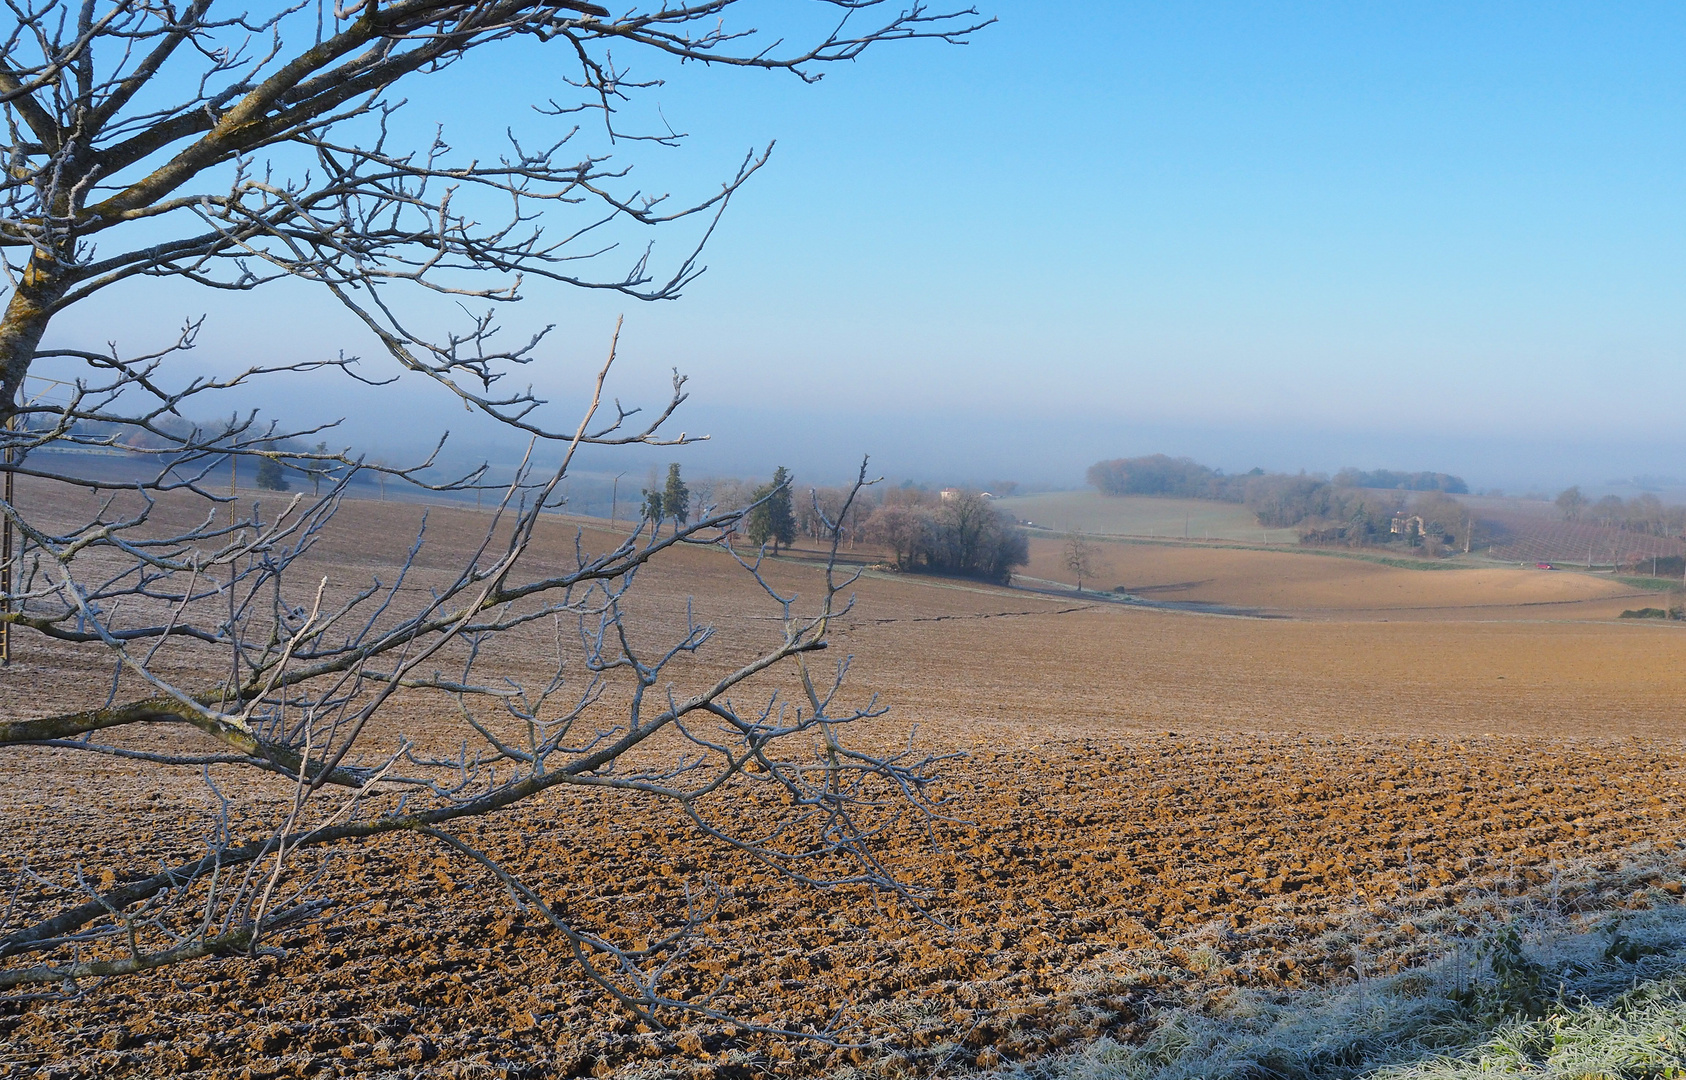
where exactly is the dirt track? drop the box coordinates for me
[5,498,1686,1078]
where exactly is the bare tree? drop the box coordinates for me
[863,502,928,569]
[861,489,1026,583]
[799,483,879,545]
[0,0,985,1030]
[1063,530,1096,592]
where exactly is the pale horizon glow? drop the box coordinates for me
[51,1,1686,494]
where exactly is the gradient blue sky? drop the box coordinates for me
[61,2,1686,490]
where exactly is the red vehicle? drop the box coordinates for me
[1534,562,1555,570]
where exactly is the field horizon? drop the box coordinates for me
[5,491,1686,1077]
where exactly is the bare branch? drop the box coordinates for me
[0,0,977,1038]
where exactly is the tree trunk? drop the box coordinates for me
[0,253,69,421]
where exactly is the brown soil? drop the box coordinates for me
[1019,535,1652,620]
[5,497,1686,1079]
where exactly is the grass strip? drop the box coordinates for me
[995,894,1686,1080]
[1616,576,1686,594]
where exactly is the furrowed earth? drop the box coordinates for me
[4,496,1686,1079]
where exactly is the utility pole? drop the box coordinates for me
[610,471,626,523]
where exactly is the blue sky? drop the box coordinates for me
[59,2,1686,490]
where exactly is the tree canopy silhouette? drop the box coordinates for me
[0,0,987,1030]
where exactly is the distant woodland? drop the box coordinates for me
[1550,486,1686,536]
[691,471,1030,585]
[1089,455,1461,519]
[1085,455,1686,563]
[1088,456,1465,503]
[1086,455,1473,551]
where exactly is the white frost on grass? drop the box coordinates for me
[1382,985,1686,1079]
[991,871,1686,1080]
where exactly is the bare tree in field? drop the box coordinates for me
[0,0,985,1029]
[1064,531,1097,592]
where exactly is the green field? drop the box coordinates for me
[998,490,1300,544]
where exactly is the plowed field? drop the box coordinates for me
[1016,535,1651,620]
[5,497,1686,1079]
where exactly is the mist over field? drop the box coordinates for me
[569,405,1686,496]
[34,0,1683,499]
[219,376,1686,497]
[145,350,1686,497]
[11,3,1686,1078]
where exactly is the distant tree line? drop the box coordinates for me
[670,470,1030,584]
[1086,454,1466,530]
[1081,453,1686,561]
[690,470,860,551]
[1331,468,1468,494]
[644,464,799,552]
[32,411,347,496]
[1555,486,1686,536]
[1248,476,1393,530]
[1086,454,1489,554]
[1085,455,1237,500]
[859,488,1028,584]
[1311,489,1479,551]
[30,413,329,492]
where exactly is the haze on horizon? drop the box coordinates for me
[42,2,1686,495]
